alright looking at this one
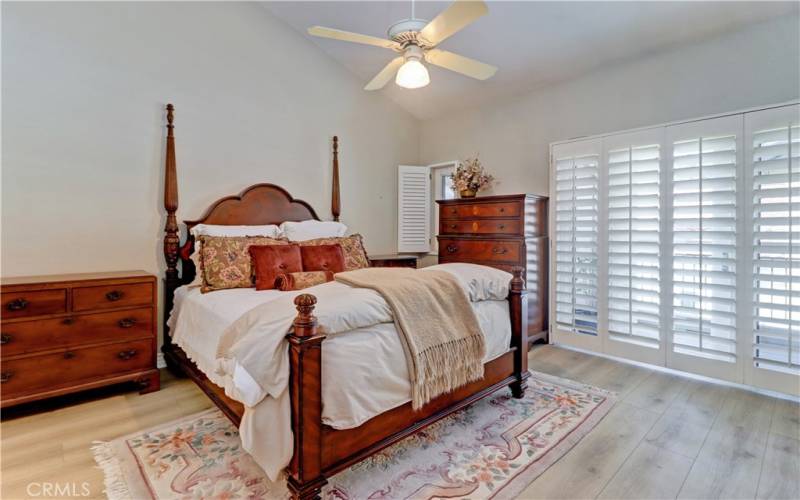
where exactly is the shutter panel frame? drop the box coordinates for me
[397,165,431,253]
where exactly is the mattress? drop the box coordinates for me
[168,284,511,429]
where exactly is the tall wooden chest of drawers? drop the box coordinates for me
[1,271,160,407]
[437,194,549,344]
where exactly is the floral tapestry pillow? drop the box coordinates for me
[298,234,369,271]
[199,236,288,293]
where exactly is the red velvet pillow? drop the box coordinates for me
[300,244,346,273]
[249,244,303,290]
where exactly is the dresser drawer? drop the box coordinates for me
[438,238,522,264]
[0,339,154,396]
[1,307,153,356]
[440,218,521,236]
[1,289,66,319]
[73,282,153,312]
[440,201,521,220]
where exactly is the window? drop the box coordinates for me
[554,148,600,336]
[752,123,800,375]
[550,103,800,396]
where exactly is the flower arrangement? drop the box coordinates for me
[451,156,493,198]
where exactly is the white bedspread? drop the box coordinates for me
[167,263,512,480]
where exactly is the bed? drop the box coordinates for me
[160,104,530,499]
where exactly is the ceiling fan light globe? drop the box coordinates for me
[395,59,430,89]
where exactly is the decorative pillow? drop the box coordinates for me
[299,234,369,271]
[274,271,334,291]
[191,224,282,238]
[280,220,347,241]
[300,244,346,274]
[199,236,288,292]
[249,244,303,291]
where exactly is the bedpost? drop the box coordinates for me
[331,136,340,222]
[508,267,530,398]
[286,294,327,500]
[162,103,182,373]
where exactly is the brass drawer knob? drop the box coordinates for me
[0,334,11,345]
[446,245,458,253]
[63,351,76,360]
[493,247,508,255]
[61,317,75,325]
[7,298,28,311]
[498,224,506,230]
[0,372,12,383]
[105,290,123,302]
[118,318,137,329]
[499,207,505,213]
[118,349,138,360]
[450,224,457,230]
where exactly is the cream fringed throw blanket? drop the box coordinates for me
[335,267,486,409]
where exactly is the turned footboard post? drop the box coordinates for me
[509,267,530,398]
[286,294,327,500]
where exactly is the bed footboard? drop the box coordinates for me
[286,294,327,499]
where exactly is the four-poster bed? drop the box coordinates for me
[160,104,529,499]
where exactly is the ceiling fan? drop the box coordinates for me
[308,0,497,90]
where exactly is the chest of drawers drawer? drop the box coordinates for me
[440,200,522,220]
[1,339,154,396]
[438,237,522,264]
[1,307,154,356]
[73,282,154,312]
[2,289,67,319]
[440,218,521,236]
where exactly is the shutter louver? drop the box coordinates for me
[397,165,431,253]
[672,135,738,362]
[752,124,800,375]
[555,153,600,335]
[607,144,661,347]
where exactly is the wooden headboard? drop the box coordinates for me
[161,104,341,336]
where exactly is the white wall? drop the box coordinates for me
[419,15,800,196]
[2,1,419,280]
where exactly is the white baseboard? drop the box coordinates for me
[553,343,800,403]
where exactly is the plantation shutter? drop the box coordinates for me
[553,141,600,337]
[670,128,739,363]
[397,165,431,253]
[751,119,800,375]
[607,143,661,347]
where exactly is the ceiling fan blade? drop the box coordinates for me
[425,49,497,80]
[364,57,405,91]
[308,26,401,51]
[418,0,488,47]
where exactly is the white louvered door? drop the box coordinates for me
[665,115,744,382]
[551,139,603,352]
[397,165,431,253]
[602,129,666,365]
[744,104,800,395]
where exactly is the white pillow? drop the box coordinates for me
[280,220,348,241]
[423,263,513,301]
[190,224,282,238]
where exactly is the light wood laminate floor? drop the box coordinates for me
[2,345,798,499]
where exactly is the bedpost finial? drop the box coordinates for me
[166,103,174,128]
[510,266,525,292]
[333,135,338,153]
[331,136,341,222]
[293,294,318,337]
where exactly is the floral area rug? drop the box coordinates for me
[92,371,614,499]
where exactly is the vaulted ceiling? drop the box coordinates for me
[265,1,798,120]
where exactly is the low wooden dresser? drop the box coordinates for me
[369,254,418,269]
[1,271,160,408]
[437,194,549,344]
